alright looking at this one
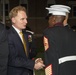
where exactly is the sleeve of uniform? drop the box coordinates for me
[43,29,59,75]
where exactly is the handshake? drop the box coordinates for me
[34,58,45,70]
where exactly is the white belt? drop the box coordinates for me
[59,56,76,64]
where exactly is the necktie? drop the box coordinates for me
[19,32,28,56]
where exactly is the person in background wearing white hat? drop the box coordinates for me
[43,5,76,75]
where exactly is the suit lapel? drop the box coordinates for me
[11,27,29,56]
[11,27,26,53]
[11,27,23,44]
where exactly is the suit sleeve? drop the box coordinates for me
[8,34,35,70]
[43,30,58,75]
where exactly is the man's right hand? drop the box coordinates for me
[34,58,45,70]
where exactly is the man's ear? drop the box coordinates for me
[53,16,56,24]
[11,17,15,24]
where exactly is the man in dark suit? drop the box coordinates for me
[44,5,76,75]
[7,6,45,75]
[0,22,9,75]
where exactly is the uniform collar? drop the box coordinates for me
[54,22,64,27]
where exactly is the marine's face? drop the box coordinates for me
[12,11,28,31]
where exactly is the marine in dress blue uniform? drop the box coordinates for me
[43,5,76,75]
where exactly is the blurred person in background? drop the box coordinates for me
[0,22,9,75]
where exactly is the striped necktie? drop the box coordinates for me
[19,32,28,56]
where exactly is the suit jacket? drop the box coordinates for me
[7,27,35,75]
[43,23,76,75]
[0,23,9,75]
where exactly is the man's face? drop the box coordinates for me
[12,11,27,30]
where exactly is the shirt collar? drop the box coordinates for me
[12,25,22,34]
